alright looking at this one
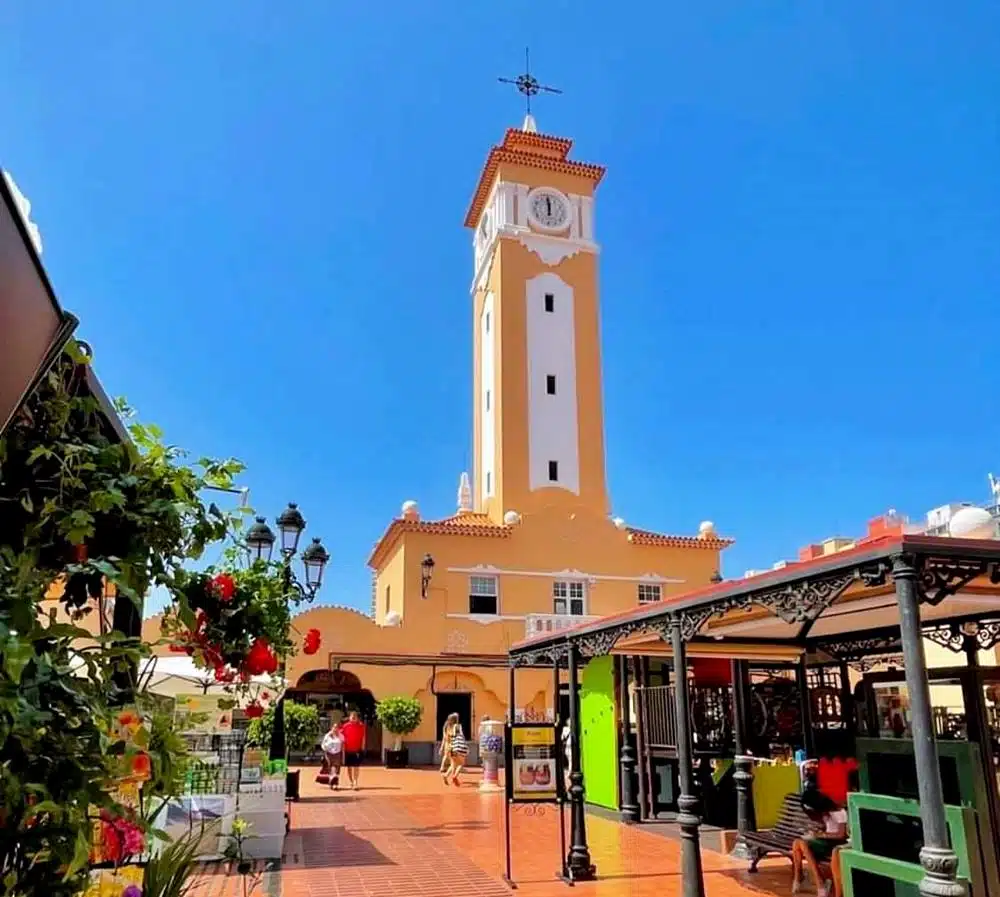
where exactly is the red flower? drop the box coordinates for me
[244,637,277,676]
[303,628,321,656]
[168,642,188,653]
[212,573,236,602]
[131,751,152,778]
[261,690,270,700]
[214,664,236,683]
[245,701,264,719]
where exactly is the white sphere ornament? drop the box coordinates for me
[699,521,717,538]
[613,517,626,530]
[503,510,521,526]
[384,610,402,627]
[401,500,420,521]
[948,506,996,539]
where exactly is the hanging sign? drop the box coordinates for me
[506,723,560,803]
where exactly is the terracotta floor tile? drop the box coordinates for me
[188,766,798,897]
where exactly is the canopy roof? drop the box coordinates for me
[508,533,1000,666]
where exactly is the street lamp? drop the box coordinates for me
[421,553,435,598]
[245,503,330,766]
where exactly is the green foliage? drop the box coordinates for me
[245,700,321,755]
[0,351,243,894]
[142,827,203,897]
[375,696,423,736]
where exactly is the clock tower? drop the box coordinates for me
[466,120,607,524]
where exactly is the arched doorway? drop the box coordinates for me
[286,669,381,761]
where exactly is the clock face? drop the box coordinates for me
[529,190,569,231]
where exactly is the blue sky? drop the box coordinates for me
[3,3,998,615]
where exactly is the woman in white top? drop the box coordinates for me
[321,723,344,790]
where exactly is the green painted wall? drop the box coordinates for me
[581,656,619,810]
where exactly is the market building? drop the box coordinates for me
[142,117,731,762]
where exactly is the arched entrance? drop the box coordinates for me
[286,669,381,761]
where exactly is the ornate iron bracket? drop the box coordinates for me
[817,632,903,663]
[915,556,989,606]
[510,643,570,668]
[849,653,905,673]
[925,618,1000,654]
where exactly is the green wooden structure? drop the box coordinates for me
[842,793,979,897]
[580,656,619,810]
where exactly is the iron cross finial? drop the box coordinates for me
[498,47,563,116]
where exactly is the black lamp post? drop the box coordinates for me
[420,553,435,597]
[245,502,330,764]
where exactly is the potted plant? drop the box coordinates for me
[375,696,423,768]
[246,700,321,799]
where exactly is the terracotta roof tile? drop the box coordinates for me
[625,526,735,551]
[367,514,509,569]
[464,128,605,229]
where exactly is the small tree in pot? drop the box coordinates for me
[375,696,423,768]
[246,700,321,798]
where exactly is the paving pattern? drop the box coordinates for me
[191,767,798,897]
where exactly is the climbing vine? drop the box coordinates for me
[0,347,246,895]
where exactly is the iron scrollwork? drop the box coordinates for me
[510,644,569,668]
[924,618,1000,654]
[915,556,988,606]
[575,618,650,658]
[751,571,857,626]
[924,624,966,654]
[849,654,905,673]
[819,633,902,662]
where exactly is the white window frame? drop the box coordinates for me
[552,579,587,616]
[637,583,662,604]
[469,574,499,615]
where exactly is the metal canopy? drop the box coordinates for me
[508,534,1000,667]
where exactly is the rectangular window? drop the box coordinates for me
[553,580,586,616]
[548,460,559,482]
[546,374,556,395]
[544,293,555,313]
[469,575,498,615]
[637,583,662,604]
[485,390,491,411]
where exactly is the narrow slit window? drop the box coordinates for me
[548,460,559,482]
[486,471,492,493]
[546,375,556,395]
[485,390,491,411]
[485,312,491,333]
[544,293,555,313]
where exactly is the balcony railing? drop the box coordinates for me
[524,613,598,639]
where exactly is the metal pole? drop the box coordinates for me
[269,562,292,762]
[670,618,706,897]
[504,664,515,885]
[893,554,966,897]
[838,660,856,739]
[619,655,640,823]
[566,645,595,880]
[731,658,753,858]
[796,653,815,757]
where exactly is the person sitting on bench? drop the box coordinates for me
[792,789,847,896]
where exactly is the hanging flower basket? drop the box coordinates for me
[162,561,297,699]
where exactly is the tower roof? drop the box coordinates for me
[464,128,605,229]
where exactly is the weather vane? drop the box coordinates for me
[498,47,562,116]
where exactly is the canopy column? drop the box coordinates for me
[731,658,755,858]
[566,645,595,880]
[893,553,966,897]
[618,655,640,823]
[670,618,707,897]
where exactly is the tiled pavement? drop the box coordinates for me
[192,767,797,897]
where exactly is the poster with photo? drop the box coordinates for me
[507,724,560,802]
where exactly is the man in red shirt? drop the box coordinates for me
[339,711,367,790]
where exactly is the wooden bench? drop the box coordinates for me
[744,792,812,872]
